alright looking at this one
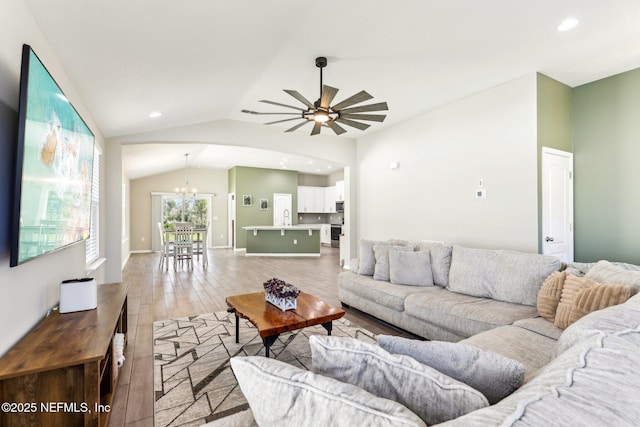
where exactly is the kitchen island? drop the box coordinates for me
[242,225,322,256]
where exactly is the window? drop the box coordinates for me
[162,195,209,228]
[86,146,101,265]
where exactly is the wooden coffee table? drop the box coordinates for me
[226,291,346,357]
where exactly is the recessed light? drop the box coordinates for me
[557,17,579,32]
[149,111,162,118]
[327,165,333,169]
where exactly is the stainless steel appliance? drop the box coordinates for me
[330,224,341,248]
[336,201,344,213]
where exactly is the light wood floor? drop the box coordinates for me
[107,246,412,427]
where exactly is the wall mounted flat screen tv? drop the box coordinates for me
[10,44,95,267]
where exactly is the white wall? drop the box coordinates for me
[356,74,539,253]
[0,0,107,355]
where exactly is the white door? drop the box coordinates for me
[542,147,574,262]
[273,193,292,226]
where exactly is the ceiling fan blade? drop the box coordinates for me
[338,102,389,115]
[340,113,386,122]
[310,122,322,136]
[326,121,347,135]
[285,120,311,133]
[336,117,371,131]
[259,100,307,112]
[331,90,373,111]
[320,85,339,109]
[284,90,315,109]
[242,109,300,116]
[264,117,305,125]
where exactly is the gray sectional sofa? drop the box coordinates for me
[210,241,640,426]
[339,241,561,344]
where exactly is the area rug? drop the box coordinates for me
[153,310,376,427]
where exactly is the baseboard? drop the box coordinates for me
[244,253,321,257]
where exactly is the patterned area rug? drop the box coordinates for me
[153,310,376,427]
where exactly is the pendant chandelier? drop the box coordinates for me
[175,153,197,198]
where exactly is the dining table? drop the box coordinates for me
[164,227,208,268]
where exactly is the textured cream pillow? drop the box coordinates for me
[554,274,632,329]
[537,270,567,322]
[555,275,594,329]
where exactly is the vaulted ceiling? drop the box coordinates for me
[23,0,640,178]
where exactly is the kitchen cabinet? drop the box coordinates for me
[324,186,337,212]
[335,180,345,201]
[298,186,325,213]
[320,224,331,244]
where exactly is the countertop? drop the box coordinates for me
[242,225,323,230]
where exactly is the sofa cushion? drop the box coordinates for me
[459,324,556,384]
[423,242,453,287]
[404,289,538,338]
[310,335,488,425]
[439,329,640,427]
[512,317,562,340]
[389,250,434,287]
[357,239,387,276]
[377,335,524,404]
[447,246,561,306]
[338,271,433,311]
[537,270,566,322]
[554,275,632,329]
[230,357,427,427]
[584,260,640,293]
[555,292,640,356]
[373,244,414,281]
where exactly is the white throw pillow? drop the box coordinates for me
[230,356,426,427]
[373,245,413,281]
[357,239,387,276]
[309,335,488,425]
[389,250,434,286]
[377,335,525,404]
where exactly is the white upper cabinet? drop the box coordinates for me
[298,186,326,213]
[324,186,337,212]
[335,180,345,201]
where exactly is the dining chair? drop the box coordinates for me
[158,222,174,270]
[193,223,209,268]
[173,225,194,270]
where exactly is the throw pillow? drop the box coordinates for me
[554,274,632,329]
[389,250,434,286]
[570,283,631,323]
[426,242,453,287]
[537,270,567,322]
[357,239,387,276]
[230,357,427,427]
[447,246,561,306]
[377,335,525,404]
[309,335,488,425]
[585,260,640,294]
[554,274,593,329]
[373,245,414,281]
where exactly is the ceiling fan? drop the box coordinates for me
[242,57,388,136]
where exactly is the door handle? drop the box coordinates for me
[545,236,555,242]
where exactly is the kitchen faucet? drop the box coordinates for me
[283,209,290,226]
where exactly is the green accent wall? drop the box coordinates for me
[229,166,299,249]
[536,73,573,252]
[573,68,640,263]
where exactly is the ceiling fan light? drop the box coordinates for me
[313,110,330,123]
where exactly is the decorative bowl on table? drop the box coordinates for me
[263,278,300,311]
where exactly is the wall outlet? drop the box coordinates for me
[293,239,298,245]
[141,236,145,242]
